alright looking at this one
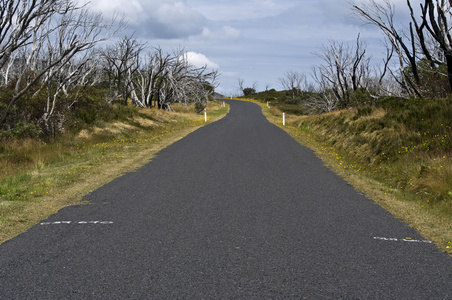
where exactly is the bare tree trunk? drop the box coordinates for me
[445,54,452,90]
[278,70,306,100]
[0,2,124,126]
[352,0,422,97]
[419,0,452,91]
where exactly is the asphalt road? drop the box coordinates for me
[1,100,451,299]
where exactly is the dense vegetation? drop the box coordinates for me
[0,0,218,141]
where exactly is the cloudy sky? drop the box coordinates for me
[84,0,412,95]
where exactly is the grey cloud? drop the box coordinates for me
[87,0,208,39]
[85,0,399,94]
[137,17,206,39]
[143,1,207,39]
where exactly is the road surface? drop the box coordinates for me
[1,100,451,299]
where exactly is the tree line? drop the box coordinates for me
[0,0,218,137]
[240,0,452,114]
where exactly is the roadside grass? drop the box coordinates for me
[235,98,452,256]
[0,100,229,244]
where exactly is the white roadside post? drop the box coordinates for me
[283,112,285,126]
[204,108,207,122]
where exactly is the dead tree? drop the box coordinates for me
[101,36,146,105]
[278,70,306,100]
[157,50,218,110]
[133,48,172,107]
[409,0,452,92]
[0,0,123,126]
[129,47,218,110]
[0,0,75,71]
[352,0,422,97]
[313,35,371,108]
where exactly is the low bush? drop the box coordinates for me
[69,88,114,127]
[278,104,307,115]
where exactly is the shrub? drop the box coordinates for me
[71,88,111,122]
[11,122,42,139]
[376,96,408,110]
[195,102,206,114]
[353,106,374,120]
[243,87,256,96]
[278,104,307,115]
[349,88,374,107]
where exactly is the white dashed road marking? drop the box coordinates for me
[374,237,432,244]
[40,221,113,225]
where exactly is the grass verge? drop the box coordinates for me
[0,101,229,244]
[235,98,452,256]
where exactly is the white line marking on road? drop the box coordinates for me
[373,237,432,243]
[40,221,113,225]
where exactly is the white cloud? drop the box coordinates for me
[185,52,219,69]
[222,26,241,39]
[201,26,241,40]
